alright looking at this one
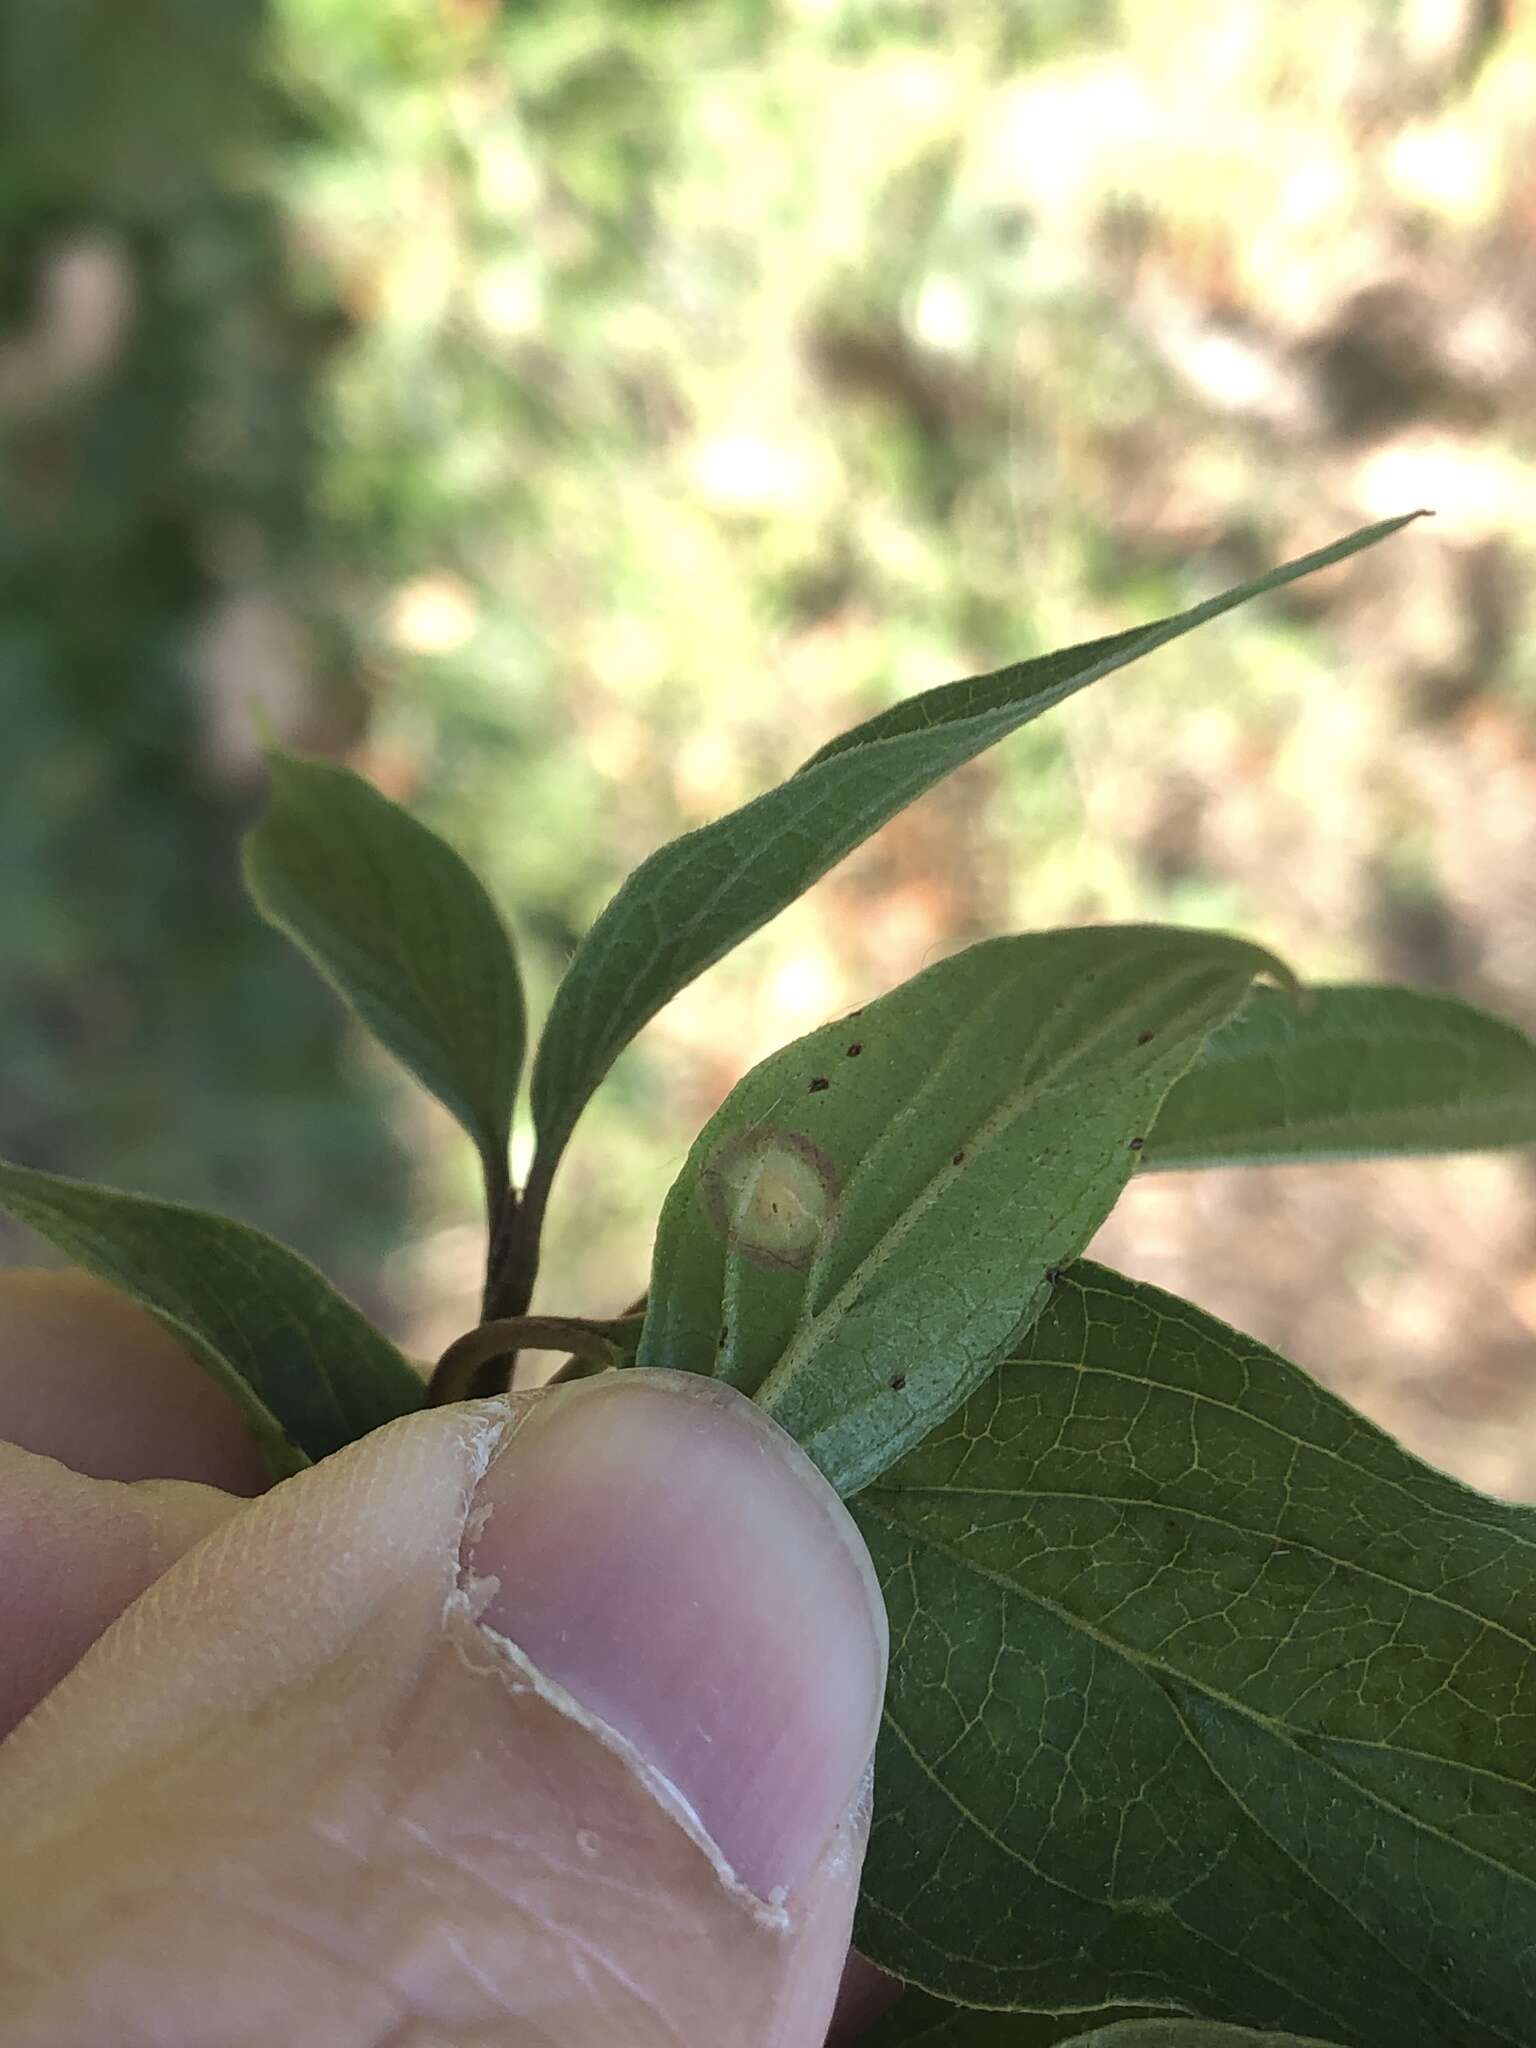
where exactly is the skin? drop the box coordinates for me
[0,1269,903,2045]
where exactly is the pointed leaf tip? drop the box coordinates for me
[243,752,525,1203]
[527,515,1419,1212]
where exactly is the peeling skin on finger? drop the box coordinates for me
[459,1372,887,1904]
[1,1599,867,2042]
[448,1628,877,1943]
[0,1389,876,2046]
[453,1381,877,1928]
[448,1607,794,1930]
[449,1394,818,1921]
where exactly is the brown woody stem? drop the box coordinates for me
[427,1315,624,1405]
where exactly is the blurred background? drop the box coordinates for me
[3,0,1535,1491]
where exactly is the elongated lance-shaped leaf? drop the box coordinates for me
[243,752,525,1211]
[854,1260,1536,2045]
[0,1160,425,1476]
[1142,983,1536,1168]
[527,517,1422,1220]
[865,1995,1344,2047]
[640,926,1287,1496]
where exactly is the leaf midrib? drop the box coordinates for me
[540,734,950,1140]
[876,1476,1536,1670]
[268,787,515,1154]
[859,1496,1536,1896]
[1149,1676,1527,2048]
[951,1341,1536,1562]
[873,1698,1367,2040]
[1149,1106,1536,1162]
[763,953,1247,1399]
[344,822,510,1126]
[540,670,1205,1150]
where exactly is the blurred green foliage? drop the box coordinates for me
[0,0,405,1298]
[4,0,1535,1470]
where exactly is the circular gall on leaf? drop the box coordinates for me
[701,1127,839,1271]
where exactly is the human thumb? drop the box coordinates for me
[0,1370,888,2047]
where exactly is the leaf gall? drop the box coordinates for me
[701,1125,840,1270]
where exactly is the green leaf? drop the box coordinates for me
[853,1261,1536,2045]
[640,926,1284,1495]
[863,1989,1170,2046]
[864,1995,1343,2046]
[1142,984,1536,1168]
[1051,2028,1349,2048]
[527,517,1422,1208]
[0,1159,425,1477]
[243,752,525,1203]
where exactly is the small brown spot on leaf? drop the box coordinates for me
[1136,1030,1154,1045]
[718,1326,728,1348]
[952,1150,966,1166]
[889,1375,907,1391]
[1129,1136,1145,1151]
[809,1076,830,1093]
[846,1043,863,1057]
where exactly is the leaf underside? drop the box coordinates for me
[641,925,1285,1495]
[1144,984,1536,1169]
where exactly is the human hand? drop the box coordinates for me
[0,1273,891,2045]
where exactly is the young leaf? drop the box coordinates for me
[863,1990,1169,2046]
[854,1261,1536,2046]
[526,517,1422,1222]
[1142,984,1536,1168]
[639,926,1286,1496]
[243,752,525,1208]
[0,1159,425,1477]
[865,1994,1342,2047]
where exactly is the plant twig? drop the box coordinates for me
[427,1313,630,1405]
[482,1151,554,1322]
[479,1171,518,1322]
